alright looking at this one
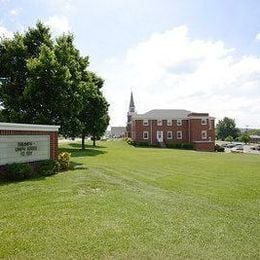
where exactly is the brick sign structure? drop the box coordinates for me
[0,123,59,170]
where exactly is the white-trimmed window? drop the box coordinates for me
[143,120,149,126]
[143,131,149,139]
[177,119,182,126]
[167,120,172,126]
[177,131,182,139]
[201,119,207,125]
[157,120,163,126]
[209,120,213,130]
[167,131,173,139]
[201,130,207,140]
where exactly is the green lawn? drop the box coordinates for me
[0,140,259,259]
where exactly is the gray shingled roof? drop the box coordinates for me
[133,109,192,120]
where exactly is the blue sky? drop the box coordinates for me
[1,0,260,128]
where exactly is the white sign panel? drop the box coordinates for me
[0,135,50,166]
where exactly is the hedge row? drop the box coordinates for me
[165,143,194,150]
[126,138,194,150]
[1,152,71,182]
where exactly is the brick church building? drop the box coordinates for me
[127,92,215,151]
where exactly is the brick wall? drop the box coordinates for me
[189,119,215,143]
[133,119,190,144]
[131,118,215,151]
[193,142,215,152]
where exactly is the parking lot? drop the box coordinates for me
[217,141,260,154]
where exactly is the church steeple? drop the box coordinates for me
[127,91,136,138]
[129,91,135,113]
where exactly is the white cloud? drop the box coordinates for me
[58,0,73,11]
[9,8,20,16]
[98,25,260,128]
[256,33,260,41]
[0,25,13,38]
[44,0,73,12]
[46,15,71,36]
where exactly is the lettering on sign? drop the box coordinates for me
[15,142,38,157]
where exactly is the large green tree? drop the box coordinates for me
[0,22,109,140]
[216,117,241,140]
[0,22,53,122]
[79,73,109,148]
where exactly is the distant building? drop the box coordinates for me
[111,126,126,138]
[250,135,260,143]
[126,92,215,151]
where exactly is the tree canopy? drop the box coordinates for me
[0,21,109,147]
[79,75,110,148]
[216,117,240,140]
[240,133,250,144]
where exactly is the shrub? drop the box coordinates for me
[175,144,182,149]
[166,143,177,149]
[215,144,225,152]
[58,152,71,171]
[149,144,160,148]
[181,143,194,150]
[135,142,159,148]
[4,163,33,181]
[136,142,150,147]
[38,160,59,176]
[126,137,136,146]
[225,135,234,142]
[2,160,62,182]
[166,143,193,150]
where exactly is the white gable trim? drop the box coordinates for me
[0,122,60,132]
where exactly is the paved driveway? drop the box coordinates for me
[226,144,260,154]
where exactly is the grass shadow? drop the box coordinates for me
[66,143,107,149]
[0,161,87,186]
[0,174,49,186]
[69,161,88,171]
[59,143,107,158]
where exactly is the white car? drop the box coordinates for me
[231,145,244,152]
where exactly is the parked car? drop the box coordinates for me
[225,143,236,148]
[251,145,260,151]
[231,145,244,151]
[225,143,242,148]
[222,143,230,148]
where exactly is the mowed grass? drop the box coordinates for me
[0,141,259,259]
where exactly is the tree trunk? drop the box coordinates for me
[93,135,96,147]
[81,134,85,150]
